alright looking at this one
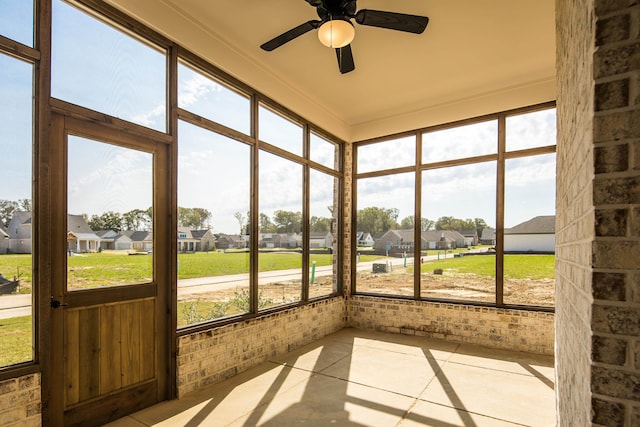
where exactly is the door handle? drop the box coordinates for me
[50,298,68,309]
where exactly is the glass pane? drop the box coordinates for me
[357,136,415,174]
[52,0,167,132]
[0,0,33,46]
[178,61,250,135]
[356,173,414,296]
[177,121,251,326]
[506,108,556,151]
[504,153,556,306]
[0,52,33,367]
[258,105,302,156]
[309,170,337,299]
[310,133,338,169]
[421,162,496,302]
[422,120,497,164]
[67,136,153,289]
[258,151,303,309]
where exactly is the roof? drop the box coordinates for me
[68,214,94,234]
[69,232,101,240]
[480,228,496,240]
[126,230,152,242]
[505,216,555,234]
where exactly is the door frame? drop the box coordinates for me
[47,113,173,426]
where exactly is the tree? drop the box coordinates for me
[399,215,435,231]
[178,207,212,229]
[259,212,276,233]
[101,211,124,231]
[357,207,399,237]
[123,208,148,231]
[87,214,105,231]
[435,216,489,233]
[474,217,490,236]
[0,199,19,227]
[272,210,302,233]
[310,216,332,232]
[234,211,245,235]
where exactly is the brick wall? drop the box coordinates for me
[343,142,353,296]
[348,296,554,355]
[0,373,41,427]
[555,0,596,424]
[590,1,640,425]
[176,297,347,396]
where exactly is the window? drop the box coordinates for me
[356,173,414,296]
[258,105,303,156]
[51,0,167,132]
[258,151,303,309]
[67,136,153,289]
[354,105,556,308]
[0,51,34,367]
[309,170,338,299]
[421,162,496,302]
[358,136,415,173]
[177,121,251,326]
[310,132,338,170]
[178,62,250,135]
[0,0,33,47]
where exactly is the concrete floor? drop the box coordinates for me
[106,328,556,426]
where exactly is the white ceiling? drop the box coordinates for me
[106,0,556,142]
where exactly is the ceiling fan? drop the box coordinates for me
[260,0,429,74]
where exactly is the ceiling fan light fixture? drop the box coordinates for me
[318,19,354,48]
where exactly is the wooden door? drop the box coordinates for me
[49,115,171,426]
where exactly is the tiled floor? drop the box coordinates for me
[106,328,556,426]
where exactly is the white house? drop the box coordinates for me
[504,216,555,253]
[0,224,10,253]
[7,211,33,254]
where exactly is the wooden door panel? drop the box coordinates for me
[64,298,155,409]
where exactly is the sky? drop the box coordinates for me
[1,0,556,234]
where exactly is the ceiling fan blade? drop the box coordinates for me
[260,20,321,51]
[355,9,429,34]
[335,44,355,74]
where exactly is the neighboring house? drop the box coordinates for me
[480,228,496,246]
[216,234,247,250]
[7,211,32,254]
[67,214,101,253]
[124,230,153,252]
[355,232,375,247]
[96,230,133,251]
[0,224,10,253]
[309,232,332,249]
[458,229,479,247]
[177,228,216,252]
[504,215,555,253]
[374,229,466,255]
[190,229,216,252]
[259,233,302,249]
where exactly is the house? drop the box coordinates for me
[309,232,332,249]
[123,230,153,252]
[96,230,133,251]
[504,216,555,253]
[67,214,101,253]
[215,234,247,250]
[479,228,496,245]
[177,227,216,252]
[6,211,32,254]
[355,231,375,247]
[458,229,479,247]
[0,224,9,253]
[259,233,302,249]
[374,229,465,255]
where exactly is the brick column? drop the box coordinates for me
[591,1,640,425]
[557,1,640,425]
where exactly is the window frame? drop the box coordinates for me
[352,102,556,312]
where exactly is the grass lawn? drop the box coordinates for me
[1,251,336,289]
[420,254,555,279]
[0,315,32,367]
